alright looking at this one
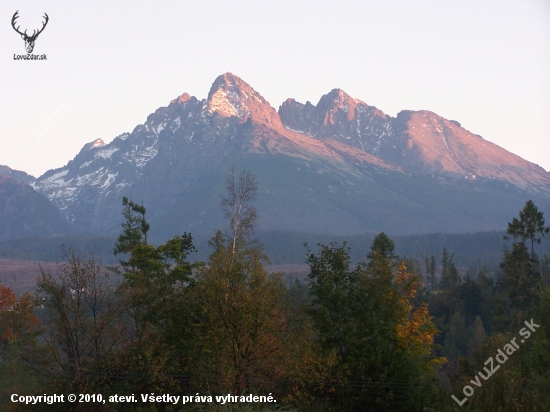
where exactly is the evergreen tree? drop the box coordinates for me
[425,253,437,291]
[457,274,482,325]
[440,247,449,270]
[114,196,150,271]
[116,196,149,248]
[500,242,539,325]
[505,200,549,260]
[369,231,395,258]
[473,270,498,333]
[449,259,460,283]
[491,292,510,333]
[306,233,443,411]
[443,312,468,366]
[467,315,487,358]
[111,197,200,396]
[542,254,550,285]
[440,247,460,289]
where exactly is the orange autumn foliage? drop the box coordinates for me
[395,262,446,366]
[0,283,40,348]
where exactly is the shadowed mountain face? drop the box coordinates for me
[0,165,35,185]
[30,73,549,241]
[0,176,74,240]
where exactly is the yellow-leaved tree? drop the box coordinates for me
[305,233,445,411]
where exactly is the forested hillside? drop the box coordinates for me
[1,171,549,411]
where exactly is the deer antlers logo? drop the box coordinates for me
[11,11,49,54]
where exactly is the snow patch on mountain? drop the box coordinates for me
[48,186,79,202]
[122,138,159,168]
[95,147,119,159]
[207,88,238,117]
[34,170,71,190]
[101,173,118,189]
[156,122,166,135]
[76,167,105,186]
[171,116,181,131]
[284,126,306,134]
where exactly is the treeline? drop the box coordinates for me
[0,236,119,264]
[1,171,549,411]
[256,229,517,270]
[2,228,536,274]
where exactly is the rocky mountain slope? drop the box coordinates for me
[0,176,74,240]
[0,165,36,185]
[279,90,550,193]
[30,73,550,241]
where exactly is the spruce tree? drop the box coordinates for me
[501,201,548,324]
[424,253,437,291]
[505,200,549,260]
[114,196,150,270]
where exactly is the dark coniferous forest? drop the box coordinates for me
[1,170,549,412]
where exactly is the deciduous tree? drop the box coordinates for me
[0,283,47,408]
[37,247,127,394]
[193,169,295,395]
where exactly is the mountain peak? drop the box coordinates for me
[83,138,105,150]
[170,92,191,105]
[325,88,363,104]
[320,89,356,123]
[206,73,282,127]
[279,88,388,139]
[317,88,378,124]
[207,73,247,97]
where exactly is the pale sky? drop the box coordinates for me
[1,0,549,178]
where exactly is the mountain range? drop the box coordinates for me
[4,73,549,242]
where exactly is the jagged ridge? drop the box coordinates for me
[29,73,549,240]
[278,89,550,194]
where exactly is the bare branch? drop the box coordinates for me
[220,168,258,253]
